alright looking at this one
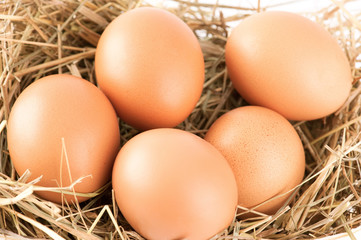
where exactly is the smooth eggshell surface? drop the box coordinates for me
[95,7,204,130]
[7,74,120,203]
[225,11,352,121]
[205,106,305,216]
[112,128,238,240]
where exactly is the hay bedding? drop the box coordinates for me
[0,0,361,239]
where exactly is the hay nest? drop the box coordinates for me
[1,0,361,239]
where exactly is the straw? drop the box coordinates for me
[0,0,360,239]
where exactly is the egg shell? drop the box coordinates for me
[112,128,238,240]
[7,74,120,203]
[225,11,352,121]
[205,106,305,216]
[95,7,204,130]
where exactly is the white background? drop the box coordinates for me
[145,0,361,14]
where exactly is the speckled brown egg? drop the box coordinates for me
[7,74,120,203]
[95,7,204,130]
[112,128,237,240]
[205,106,305,216]
[225,11,352,121]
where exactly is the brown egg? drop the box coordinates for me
[95,7,204,130]
[205,106,305,216]
[7,74,120,203]
[225,11,352,121]
[112,128,237,240]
